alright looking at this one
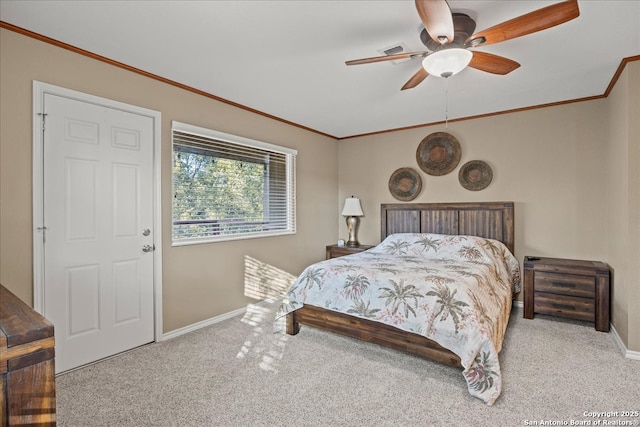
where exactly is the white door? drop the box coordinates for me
[42,93,156,373]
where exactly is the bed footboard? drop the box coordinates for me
[286,305,462,368]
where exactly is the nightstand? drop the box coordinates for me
[326,244,374,260]
[523,256,611,332]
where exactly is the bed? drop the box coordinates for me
[279,201,520,405]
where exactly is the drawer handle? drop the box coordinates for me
[551,281,576,288]
[551,303,575,310]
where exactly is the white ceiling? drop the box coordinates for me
[1,1,639,139]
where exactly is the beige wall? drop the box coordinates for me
[337,102,608,262]
[0,28,339,332]
[605,61,640,352]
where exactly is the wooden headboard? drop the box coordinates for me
[380,201,515,254]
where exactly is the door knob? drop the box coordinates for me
[142,244,155,253]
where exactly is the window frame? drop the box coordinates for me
[171,121,297,246]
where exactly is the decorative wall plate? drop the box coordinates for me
[459,160,493,191]
[388,167,422,201]
[416,132,461,176]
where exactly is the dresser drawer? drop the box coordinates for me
[326,244,374,259]
[329,247,361,258]
[534,271,595,298]
[534,292,594,322]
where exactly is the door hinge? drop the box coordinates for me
[36,226,48,243]
[37,112,48,132]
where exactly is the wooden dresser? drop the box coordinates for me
[523,257,611,332]
[0,284,56,426]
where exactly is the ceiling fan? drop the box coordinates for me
[345,0,580,90]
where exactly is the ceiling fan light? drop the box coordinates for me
[422,48,473,78]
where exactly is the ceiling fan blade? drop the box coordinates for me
[415,0,454,44]
[465,0,580,47]
[345,51,428,66]
[401,67,429,91]
[468,51,520,75]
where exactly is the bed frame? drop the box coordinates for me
[286,201,515,368]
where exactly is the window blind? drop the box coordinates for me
[171,122,296,244]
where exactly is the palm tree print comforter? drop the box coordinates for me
[278,233,521,405]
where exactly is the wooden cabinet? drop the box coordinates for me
[523,257,611,332]
[326,244,374,260]
[1,284,56,426]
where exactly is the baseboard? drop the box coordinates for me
[610,324,640,361]
[162,306,248,341]
[161,298,278,341]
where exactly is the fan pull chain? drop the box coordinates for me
[445,77,449,128]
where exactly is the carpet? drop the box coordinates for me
[56,301,639,427]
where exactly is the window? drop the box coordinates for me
[171,121,296,245]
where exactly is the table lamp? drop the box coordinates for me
[341,197,364,246]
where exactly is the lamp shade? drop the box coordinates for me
[422,48,472,78]
[341,197,363,216]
